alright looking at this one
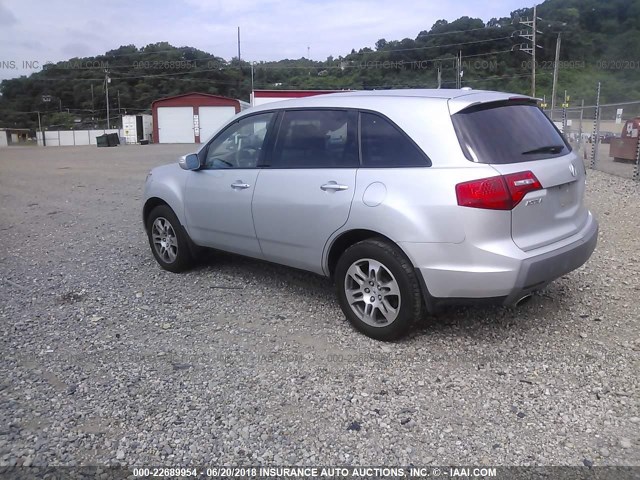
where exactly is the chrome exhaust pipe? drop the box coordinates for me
[515,293,533,307]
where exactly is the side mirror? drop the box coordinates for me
[179,153,200,171]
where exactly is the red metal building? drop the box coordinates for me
[151,92,242,144]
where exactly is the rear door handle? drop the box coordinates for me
[231,181,251,190]
[320,183,349,192]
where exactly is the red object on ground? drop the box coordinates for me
[609,117,640,161]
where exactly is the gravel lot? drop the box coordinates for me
[0,144,638,468]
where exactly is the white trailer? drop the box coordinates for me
[122,114,153,144]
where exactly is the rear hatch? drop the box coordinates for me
[452,99,589,252]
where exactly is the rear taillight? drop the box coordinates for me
[505,171,542,206]
[456,171,542,210]
[456,176,512,210]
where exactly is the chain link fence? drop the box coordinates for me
[544,99,640,182]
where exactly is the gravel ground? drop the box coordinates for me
[0,145,638,468]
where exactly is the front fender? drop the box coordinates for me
[142,164,189,230]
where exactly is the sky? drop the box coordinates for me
[0,0,528,81]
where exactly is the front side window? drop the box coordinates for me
[204,112,274,169]
[270,110,358,168]
[360,112,430,167]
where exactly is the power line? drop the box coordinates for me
[463,71,552,84]
[351,36,514,56]
[455,48,514,59]
[268,72,551,90]
[416,25,512,38]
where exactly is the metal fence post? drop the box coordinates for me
[578,99,584,153]
[590,82,601,169]
[634,134,640,182]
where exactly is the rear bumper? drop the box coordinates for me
[502,217,598,305]
[402,213,598,311]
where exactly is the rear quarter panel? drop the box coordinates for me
[323,163,505,273]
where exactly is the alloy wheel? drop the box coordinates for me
[151,217,178,263]
[344,258,401,327]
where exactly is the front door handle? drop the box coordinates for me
[231,181,251,190]
[320,182,349,192]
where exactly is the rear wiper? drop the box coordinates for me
[522,145,565,155]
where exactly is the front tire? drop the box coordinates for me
[335,238,423,341]
[146,205,194,273]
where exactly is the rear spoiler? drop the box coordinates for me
[449,95,539,115]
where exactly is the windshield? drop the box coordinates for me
[452,101,571,164]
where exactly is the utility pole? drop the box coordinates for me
[37,111,45,146]
[104,70,110,129]
[117,89,121,118]
[455,57,459,89]
[90,84,95,121]
[250,62,255,104]
[237,27,241,61]
[519,4,542,97]
[550,32,561,119]
[437,66,442,89]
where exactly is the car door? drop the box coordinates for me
[183,111,276,258]
[252,109,359,274]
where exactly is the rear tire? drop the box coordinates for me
[146,205,194,273]
[335,238,423,341]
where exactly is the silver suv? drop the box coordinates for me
[143,89,598,340]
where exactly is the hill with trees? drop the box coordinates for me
[1,0,639,130]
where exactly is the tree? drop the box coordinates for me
[375,39,387,51]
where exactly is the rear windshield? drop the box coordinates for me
[452,102,570,164]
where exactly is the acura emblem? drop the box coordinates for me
[569,164,577,177]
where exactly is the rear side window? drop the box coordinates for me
[270,110,358,168]
[452,102,570,164]
[360,112,430,167]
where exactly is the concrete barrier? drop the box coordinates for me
[37,129,124,146]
